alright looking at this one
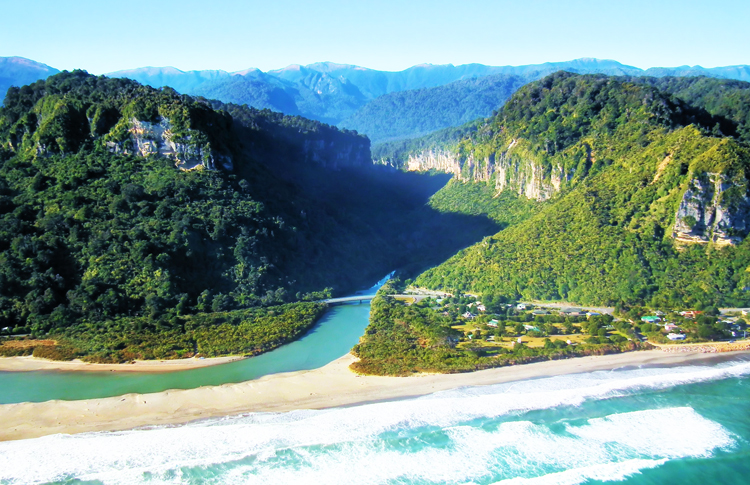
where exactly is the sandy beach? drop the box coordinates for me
[0,355,245,373]
[2,349,748,442]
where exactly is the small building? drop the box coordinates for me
[476,304,487,312]
[641,316,661,323]
[664,323,679,331]
[667,333,686,341]
[586,311,601,319]
[566,339,573,345]
[560,308,583,316]
[517,303,527,310]
[680,311,702,319]
[532,310,549,316]
[487,319,500,328]
[654,311,666,316]
[523,325,540,332]
[462,311,476,319]
[517,337,523,344]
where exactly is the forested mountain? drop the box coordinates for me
[339,74,528,143]
[0,57,59,106]
[399,73,750,309]
[5,56,750,136]
[0,71,499,360]
[628,76,750,143]
[105,59,750,131]
[104,66,231,94]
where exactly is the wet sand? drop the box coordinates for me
[0,355,244,373]
[2,349,748,442]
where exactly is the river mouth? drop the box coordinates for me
[0,275,390,404]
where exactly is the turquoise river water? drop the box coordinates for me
[3,281,750,483]
[0,299,373,404]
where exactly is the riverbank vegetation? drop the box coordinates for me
[0,302,326,362]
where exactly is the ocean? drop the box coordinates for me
[2,358,749,484]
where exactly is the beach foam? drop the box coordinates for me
[1,361,744,484]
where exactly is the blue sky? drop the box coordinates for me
[3,0,748,73]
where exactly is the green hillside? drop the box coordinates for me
[0,71,502,361]
[412,73,750,309]
[339,74,528,143]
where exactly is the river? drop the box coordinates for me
[0,276,387,404]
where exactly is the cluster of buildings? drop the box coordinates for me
[640,311,747,341]
[641,314,686,340]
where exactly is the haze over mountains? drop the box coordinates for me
[0,57,58,104]
[3,56,750,144]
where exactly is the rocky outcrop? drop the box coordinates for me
[405,140,571,201]
[673,173,750,246]
[106,117,233,171]
[406,149,462,178]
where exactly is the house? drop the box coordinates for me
[532,310,549,316]
[488,319,500,328]
[664,323,679,331]
[476,304,487,312]
[462,311,476,319]
[523,325,540,332]
[517,337,523,344]
[667,333,686,340]
[742,310,749,316]
[641,315,661,323]
[517,303,527,310]
[680,311,702,319]
[586,311,601,319]
[654,311,666,316]
[560,308,583,316]
[1,327,9,333]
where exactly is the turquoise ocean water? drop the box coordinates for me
[1,272,749,484]
[1,359,750,484]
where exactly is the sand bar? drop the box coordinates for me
[2,349,749,442]
[0,355,244,373]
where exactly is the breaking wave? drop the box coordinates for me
[1,360,746,484]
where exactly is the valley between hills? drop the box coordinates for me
[2,57,750,375]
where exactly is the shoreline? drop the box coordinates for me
[2,349,749,442]
[0,355,245,373]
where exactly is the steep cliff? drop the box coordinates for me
[412,73,750,307]
[404,138,572,201]
[105,117,233,171]
[673,173,750,246]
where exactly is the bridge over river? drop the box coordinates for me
[324,294,429,305]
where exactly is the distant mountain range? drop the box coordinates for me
[0,57,58,101]
[3,56,750,142]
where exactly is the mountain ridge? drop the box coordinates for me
[407,72,750,308]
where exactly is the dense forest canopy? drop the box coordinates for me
[405,73,750,309]
[0,71,504,360]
